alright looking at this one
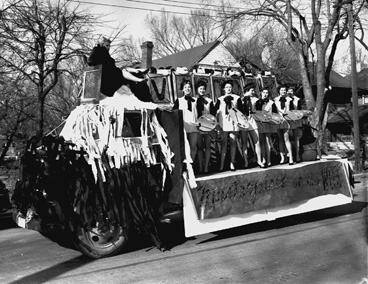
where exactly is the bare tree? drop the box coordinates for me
[44,71,81,135]
[0,0,99,137]
[227,25,301,84]
[114,36,144,67]
[0,75,37,164]
[145,9,240,58]
[351,1,368,51]
[221,0,367,155]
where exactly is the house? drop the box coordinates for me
[325,103,368,154]
[138,41,367,164]
[325,68,368,144]
[139,41,245,102]
[326,104,368,136]
[323,70,368,104]
[345,68,368,105]
[150,41,241,73]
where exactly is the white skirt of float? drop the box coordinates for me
[182,160,354,238]
[100,85,158,110]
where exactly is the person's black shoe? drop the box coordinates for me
[141,68,149,74]
[135,78,148,84]
[137,68,149,76]
[257,162,266,168]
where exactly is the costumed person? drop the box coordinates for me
[215,80,240,171]
[87,37,148,98]
[195,80,215,173]
[287,86,303,162]
[274,85,295,165]
[254,87,278,167]
[172,80,199,163]
[237,84,264,168]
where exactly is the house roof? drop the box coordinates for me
[345,68,368,90]
[329,70,352,88]
[357,68,368,89]
[339,68,368,91]
[151,41,221,70]
[327,103,368,124]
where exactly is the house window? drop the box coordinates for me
[337,134,353,142]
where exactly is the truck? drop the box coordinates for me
[11,66,354,258]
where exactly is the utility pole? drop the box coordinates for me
[347,1,362,173]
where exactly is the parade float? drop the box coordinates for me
[11,66,355,258]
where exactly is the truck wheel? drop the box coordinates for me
[75,220,130,259]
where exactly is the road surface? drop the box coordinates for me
[0,174,367,284]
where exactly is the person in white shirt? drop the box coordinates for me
[254,87,278,167]
[215,80,239,171]
[237,84,264,168]
[195,80,215,173]
[274,85,294,165]
[173,80,199,162]
[287,86,303,162]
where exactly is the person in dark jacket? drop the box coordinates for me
[87,37,147,97]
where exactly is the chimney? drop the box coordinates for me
[141,41,154,69]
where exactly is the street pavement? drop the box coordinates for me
[0,173,367,284]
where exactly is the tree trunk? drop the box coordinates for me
[0,130,17,165]
[321,102,331,155]
[314,43,327,158]
[38,97,45,138]
[297,52,315,110]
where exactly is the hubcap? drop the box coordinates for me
[84,222,121,247]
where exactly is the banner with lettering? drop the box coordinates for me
[190,160,353,220]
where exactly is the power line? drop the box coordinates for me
[70,0,282,20]
[70,0,194,15]
[122,0,221,12]
[70,0,334,23]
[161,0,246,10]
[70,0,224,15]
[119,0,219,12]
[161,0,320,16]
[73,0,305,18]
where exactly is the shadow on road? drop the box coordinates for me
[6,202,365,283]
[3,199,366,284]
[7,256,94,284]
[118,221,190,254]
[4,223,188,284]
[0,211,17,230]
[199,200,368,244]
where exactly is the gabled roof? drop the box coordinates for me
[329,70,352,88]
[291,63,351,88]
[151,41,220,70]
[327,103,368,124]
[357,68,368,89]
[345,68,368,90]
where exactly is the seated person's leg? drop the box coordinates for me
[122,69,147,83]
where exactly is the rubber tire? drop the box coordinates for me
[74,222,130,259]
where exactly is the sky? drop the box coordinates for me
[69,0,208,41]
[67,0,367,73]
[1,0,367,74]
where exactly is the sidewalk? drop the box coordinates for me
[353,171,368,188]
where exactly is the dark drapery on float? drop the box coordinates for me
[12,136,166,250]
[12,105,188,251]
